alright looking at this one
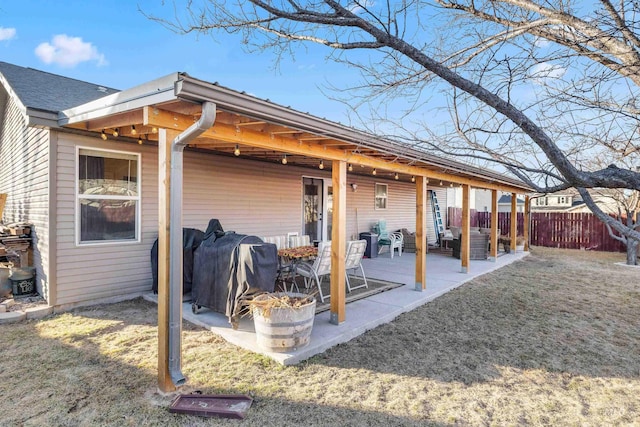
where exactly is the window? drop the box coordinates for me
[77,148,140,244]
[375,183,388,209]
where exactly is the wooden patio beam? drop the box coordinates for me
[461,184,471,273]
[143,107,529,193]
[489,189,499,261]
[415,176,427,291]
[330,160,347,324]
[157,129,179,393]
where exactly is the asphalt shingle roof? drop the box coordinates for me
[0,62,119,113]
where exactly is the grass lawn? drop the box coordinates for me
[1,247,639,426]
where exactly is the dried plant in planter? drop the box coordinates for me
[247,292,315,320]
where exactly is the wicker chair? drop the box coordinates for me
[451,233,490,260]
[399,228,416,253]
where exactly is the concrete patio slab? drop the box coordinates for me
[144,250,529,365]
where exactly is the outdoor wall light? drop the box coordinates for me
[234,144,240,156]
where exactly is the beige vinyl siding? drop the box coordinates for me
[0,88,51,301]
[55,134,156,307]
[53,132,443,307]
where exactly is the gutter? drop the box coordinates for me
[168,101,217,386]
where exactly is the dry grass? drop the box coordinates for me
[1,247,639,426]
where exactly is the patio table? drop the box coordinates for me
[277,246,318,292]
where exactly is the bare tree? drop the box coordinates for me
[146,0,640,263]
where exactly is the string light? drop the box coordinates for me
[411,176,416,183]
[138,136,143,145]
[450,182,454,187]
[439,180,443,186]
[151,127,158,134]
[282,154,288,165]
[131,125,137,135]
[425,178,429,184]
[394,172,399,180]
[348,163,353,172]
[113,128,119,137]
[101,129,107,141]
[234,144,240,156]
[372,168,377,176]
[319,160,324,170]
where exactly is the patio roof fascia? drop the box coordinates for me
[59,71,532,193]
[176,76,532,193]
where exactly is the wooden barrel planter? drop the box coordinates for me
[251,292,316,352]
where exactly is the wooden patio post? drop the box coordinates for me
[330,160,346,324]
[461,184,471,273]
[510,193,518,253]
[157,129,178,393]
[415,176,427,291]
[489,189,498,261]
[524,195,530,251]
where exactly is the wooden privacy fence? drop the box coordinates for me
[447,208,625,252]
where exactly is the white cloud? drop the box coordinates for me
[35,34,107,68]
[529,62,566,84]
[0,27,17,41]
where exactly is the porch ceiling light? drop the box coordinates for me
[234,144,240,156]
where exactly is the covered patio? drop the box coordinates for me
[144,250,529,365]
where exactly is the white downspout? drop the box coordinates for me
[169,101,216,386]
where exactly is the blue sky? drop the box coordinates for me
[0,1,361,124]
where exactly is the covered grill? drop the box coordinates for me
[191,219,278,327]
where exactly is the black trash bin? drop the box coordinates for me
[359,232,378,258]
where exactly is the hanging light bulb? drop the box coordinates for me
[113,128,119,137]
[131,125,137,135]
[372,168,377,176]
[319,160,324,170]
[450,182,454,187]
[439,180,443,186]
[411,176,416,183]
[234,144,240,156]
[151,127,158,134]
[425,178,429,184]
[282,154,288,165]
[138,136,143,145]
[348,163,353,172]
[394,172,399,180]
[101,129,107,141]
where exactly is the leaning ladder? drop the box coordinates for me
[430,190,444,245]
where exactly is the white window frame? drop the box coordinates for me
[75,146,141,246]
[375,183,388,210]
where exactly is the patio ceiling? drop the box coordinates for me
[59,72,532,193]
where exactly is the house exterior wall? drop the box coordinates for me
[0,87,51,301]
[53,133,431,308]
